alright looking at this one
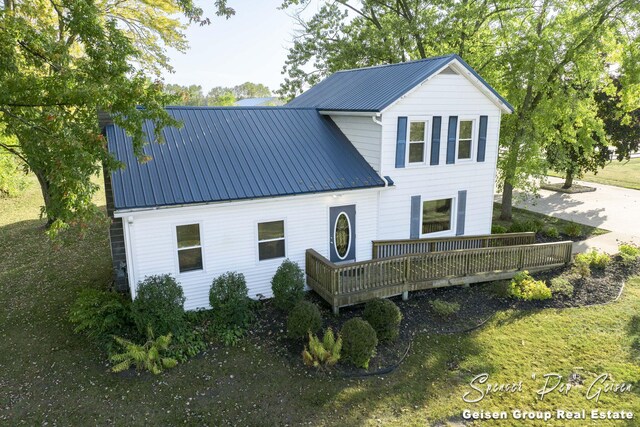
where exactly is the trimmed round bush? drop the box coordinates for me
[340,317,378,369]
[287,301,322,339]
[271,259,305,312]
[209,272,252,329]
[132,274,186,336]
[363,299,402,342]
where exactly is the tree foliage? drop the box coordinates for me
[163,82,272,106]
[280,0,640,218]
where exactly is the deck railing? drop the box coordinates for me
[306,238,572,313]
[372,232,536,258]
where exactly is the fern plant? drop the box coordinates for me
[302,328,342,368]
[110,327,178,375]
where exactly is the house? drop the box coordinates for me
[104,54,514,310]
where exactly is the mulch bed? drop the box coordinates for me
[540,182,597,194]
[247,257,639,377]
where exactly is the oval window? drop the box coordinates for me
[334,212,351,260]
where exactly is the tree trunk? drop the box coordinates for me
[563,170,574,189]
[500,181,513,221]
[34,171,55,227]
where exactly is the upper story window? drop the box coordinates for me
[457,119,474,160]
[408,120,428,164]
[258,220,286,261]
[176,224,203,273]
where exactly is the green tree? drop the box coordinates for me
[232,82,271,99]
[0,0,236,233]
[164,84,207,106]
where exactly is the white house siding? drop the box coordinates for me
[330,115,382,172]
[376,72,502,240]
[119,189,380,310]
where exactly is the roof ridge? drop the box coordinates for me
[164,106,317,111]
[333,54,457,74]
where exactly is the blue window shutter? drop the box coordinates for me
[446,116,457,164]
[430,116,441,165]
[410,196,421,238]
[395,117,408,168]
[456,190,467,236]
[477,116,488,162]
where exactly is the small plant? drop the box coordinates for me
[287,300,322,339]
[488,280,512,299]
[131,274,186,337]
[491,224,508,234]
[340,318,378,369]
[363,298,402,342]
[271,259,305,312]
[508,270,552,301]
[575,249,611,270]
[302,328,342,368]
[209,272,253,345]
[564,222,583,238]
[429,299,461,318]
[110,327,178,375]
[542,226,559,238]
[168,329,208,363]
[619,244,640,266]
[509,219,542,233]
[573,256,592,278]
[549,277,574,298]
[69,288,135,347]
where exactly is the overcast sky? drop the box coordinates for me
[161,0,320,94]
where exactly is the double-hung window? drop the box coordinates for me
[457,119,474,160]
[422,198,453,234]
[408,120,428,164]
[258,220,286,261]
[176,224,203,272]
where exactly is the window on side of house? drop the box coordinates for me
[258,220,285,261]
[408,120,428,164]
[457,119,474,160]
[176,224,203,273]
[422,198,453,234]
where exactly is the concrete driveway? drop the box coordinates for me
[499,177,640,254]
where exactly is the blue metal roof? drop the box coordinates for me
[287,54,514,113]
[106,107,386,210]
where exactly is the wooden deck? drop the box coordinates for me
[306,233,573,313]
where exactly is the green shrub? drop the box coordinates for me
[271,259,305,312]
[508,270,552,301]
[341,318,378,369]
[168,328,208,363]
[429,299,461,317]
[132,275,186,337]
[362,299,402,342]
[302,328,342,368]
[69,288,135,347]
[575,249,611,270]
[491,224,508,234]
[573,256,592,278]
[110,326,178,375]
[619,244,640,266]
[564,222,583,238]
[287,300,322,339]
[488,280,512,299]
[549,277,574,298]
[542,226,559,239]
[509,219,543,233]
[209,272,252,345]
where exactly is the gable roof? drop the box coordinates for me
[106,107,386,211]
[287,54,514,113]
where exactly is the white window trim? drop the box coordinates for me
[173,221,205,275]
[419,195,457,238]
[256,218,287,263]
[456,117,477,162]
[406,116,431,166]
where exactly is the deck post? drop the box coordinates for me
[333,305,339,315]
[402,290,408,301]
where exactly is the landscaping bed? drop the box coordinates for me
[540,182,596,194]
[249,255,639,377]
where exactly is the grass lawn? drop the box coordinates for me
[549,158,640,191]
[492,203,609,239]
[1,178,639,426]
